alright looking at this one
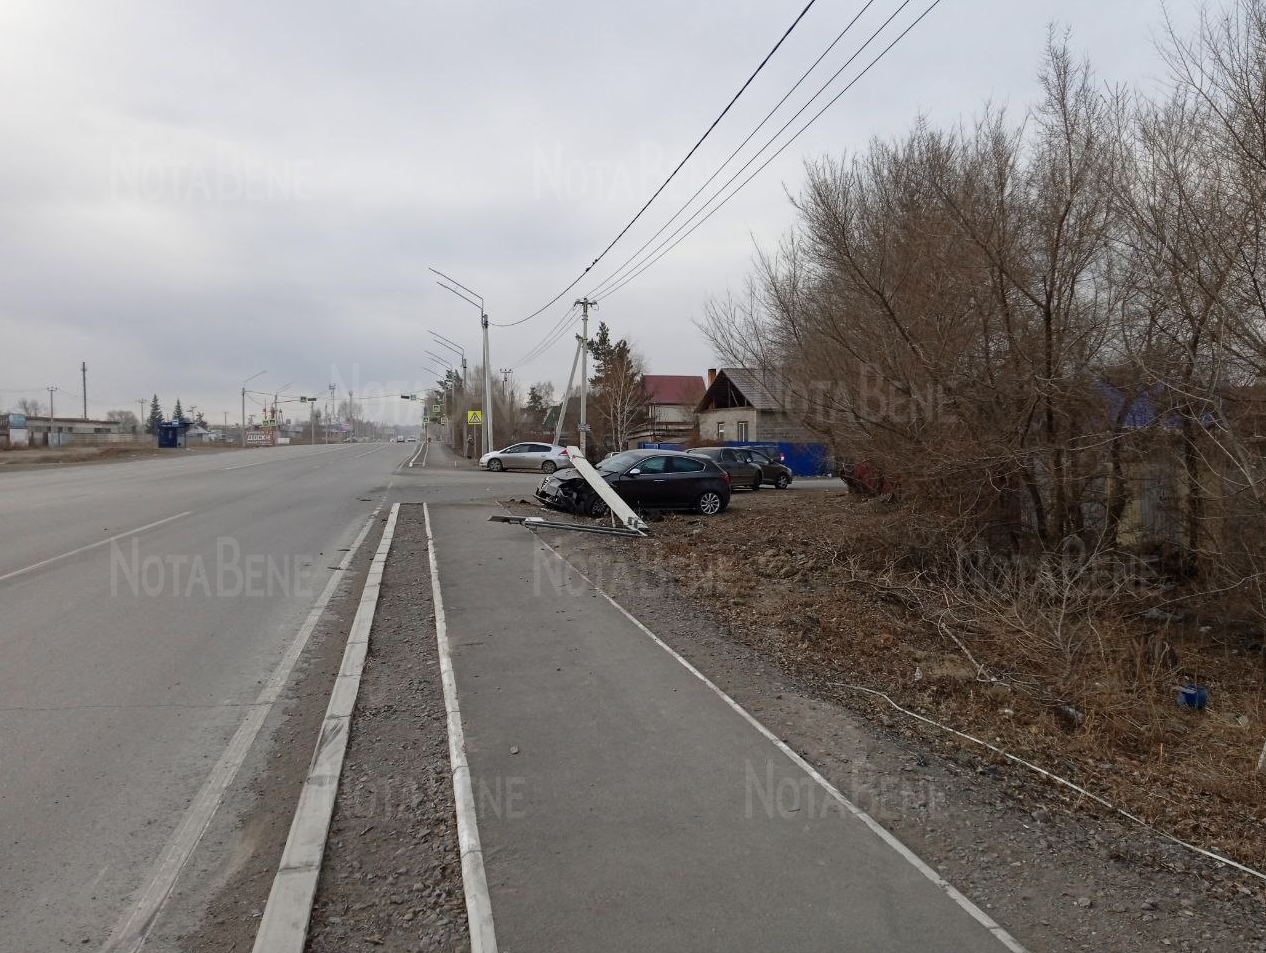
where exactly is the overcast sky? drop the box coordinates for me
[0,0,1201,425]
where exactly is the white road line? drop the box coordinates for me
[0,511,193,584]
[98,503,384,953]
[220,446,355,471]
[407,441,427,468]
[532,535,1030,953]
[424,503,498,953]
[251,502,400,953]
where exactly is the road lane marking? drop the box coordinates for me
[407,441,426,468]
[220,446,355,471]
[424,503,498,952]
[0,512,193,585]
[99,501,386,953]
[530,532,1029,953]
[251,503,401,953]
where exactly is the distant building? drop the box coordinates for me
[0,414,131,449]
[627,374,706,448]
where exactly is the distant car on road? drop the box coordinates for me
[686,446,764,491]
[480,442,574,474]
[537,449,730,516]
[406,436,417,443]
[396,435,405,443]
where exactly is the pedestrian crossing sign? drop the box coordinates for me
[467,410,483,425]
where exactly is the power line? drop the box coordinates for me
[510,304,581,369]
[495,0,822,328]
[594,0,942,305]
[587,0,881,300]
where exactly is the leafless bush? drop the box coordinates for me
[702,3,1266,768]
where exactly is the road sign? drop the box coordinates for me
[467,410,483,425]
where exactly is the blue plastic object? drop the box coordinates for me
[1176,683,1208,710]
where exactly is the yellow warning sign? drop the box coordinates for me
[466,410,483,425]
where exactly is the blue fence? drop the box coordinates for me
[724,441,831,476]
[635,440,831,475]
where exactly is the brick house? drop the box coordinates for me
[694,368,813,443]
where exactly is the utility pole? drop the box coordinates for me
[138,399,147,440]
[327,383,336,443]
[47,386,58,447]
[81,362,88,419]
[481,313,494,454]
[575,297,597,458]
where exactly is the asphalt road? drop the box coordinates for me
[0,435,541,953]
[2,437,1011,952]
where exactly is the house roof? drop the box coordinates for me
[696,368,783,412]
[643,375,705,406]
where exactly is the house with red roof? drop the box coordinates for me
[625,374,706,448]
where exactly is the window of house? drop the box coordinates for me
[736,420,749,441]
[716,422,725,440]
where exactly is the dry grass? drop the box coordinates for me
[610,489,1266,871]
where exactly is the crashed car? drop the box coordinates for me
[535,449,731,517]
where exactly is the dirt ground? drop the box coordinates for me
[0,443,237,468]
[504,489,1266,952]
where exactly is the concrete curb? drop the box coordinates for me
[424,502,498,952]
[250,502,400,953]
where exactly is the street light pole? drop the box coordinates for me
[241,370,265,447]
[430,267,493,455]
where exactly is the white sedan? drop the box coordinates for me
[479,442,574,474]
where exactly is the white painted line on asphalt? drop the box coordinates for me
[532,536,1031,953]
[0,511,193,585]
[424,502,499,953]
[98,502,385,953]
[407,440,431,469]
[251,502,400,953]
[220,445,357,471]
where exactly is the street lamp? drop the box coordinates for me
[430,267,494,454]
[241,370,265,447]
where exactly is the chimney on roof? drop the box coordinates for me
[707,368,717,385]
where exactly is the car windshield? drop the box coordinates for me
[597,451,643,473]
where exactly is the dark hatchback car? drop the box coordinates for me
[737,446,794,489]
[686,446,768,491]
[536,449,731,516]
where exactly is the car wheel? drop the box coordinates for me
[542,460,557,474]
[488,458,504,472]
[775,474,790,489]
[586,495,610,518]
[696,491,724,516]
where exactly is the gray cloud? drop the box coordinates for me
[0,0,1200,423]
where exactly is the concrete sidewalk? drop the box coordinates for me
[427,500,1022,952]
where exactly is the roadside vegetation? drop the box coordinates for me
[691,1,1266,870]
